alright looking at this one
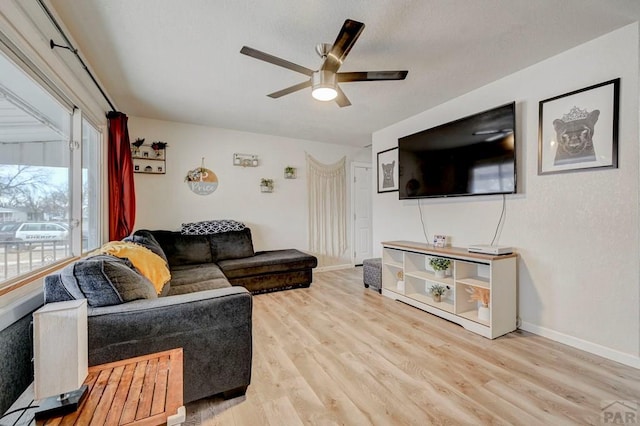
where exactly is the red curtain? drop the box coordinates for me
[107,112,136,241]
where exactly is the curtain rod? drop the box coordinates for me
[36,0,116,113]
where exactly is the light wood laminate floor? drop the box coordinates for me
[185,268,640,425]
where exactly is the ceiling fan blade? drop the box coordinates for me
[321,19,365,73]
[335,85,351,107]
[240,46,314,76]
[337,70,408,82]
[267,80,312,98]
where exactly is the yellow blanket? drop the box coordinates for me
[92,241,170,294]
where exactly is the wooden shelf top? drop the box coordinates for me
[382,240,517,261]
[40,348,184,425]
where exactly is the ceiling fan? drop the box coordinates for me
[240,19,408,107]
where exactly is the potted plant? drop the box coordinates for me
[396,270,404,292]
[466,286,490,321]
[284,166,296,179]
[429,284,446,303]
[151,141,168,157]
[260,178,274,192]
[429,257,451,278]
[131,138,144,156]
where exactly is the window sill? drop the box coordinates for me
[0,257,79,332]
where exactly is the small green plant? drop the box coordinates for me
[429,257,451,271]
[260,178,274,188]
[285,166,295,174]
[430,284,447,297]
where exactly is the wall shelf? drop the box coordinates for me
[132,144,166,174]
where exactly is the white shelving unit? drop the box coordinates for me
[381,241,517,339]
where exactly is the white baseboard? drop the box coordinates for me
[520,321,640,369]
[315,264,353,273]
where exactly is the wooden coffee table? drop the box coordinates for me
[5,348,185,425]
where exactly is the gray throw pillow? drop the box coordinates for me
[125,231,169,264]
[60,255,157,307]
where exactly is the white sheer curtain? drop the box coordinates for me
[306,154,347,258]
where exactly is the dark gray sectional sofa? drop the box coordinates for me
[141,228,317,294]
[43,227,317,403]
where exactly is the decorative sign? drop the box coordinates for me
[185,158,218,195]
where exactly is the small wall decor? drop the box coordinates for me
[233,153,259,167]
[260,178,274,193]
[185,157,218,195]
[377,147,398,193]
[432,235,448,248]
[538,78,619,175]
[132,139,167,174]
[284,166,296,179]
[131,138,144,156]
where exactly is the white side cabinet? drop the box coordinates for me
[381,241,517,339]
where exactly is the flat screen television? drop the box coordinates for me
[398,102,516,199]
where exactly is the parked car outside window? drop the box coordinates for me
[12,222,69,242]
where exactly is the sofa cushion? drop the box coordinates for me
[92,241,170,295]
[217,249,317,278]
[166,278,231,295]
[169,263,228,287]
[125,231,168,264]
[59,255,157,307]
[147,230,213,266]
[209,228,255,262]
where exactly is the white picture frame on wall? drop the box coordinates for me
[377,147,399,193]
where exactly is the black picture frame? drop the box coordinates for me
[538,78,619,175]
[377,147,399,193]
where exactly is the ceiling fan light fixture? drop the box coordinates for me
[311,70,337,101]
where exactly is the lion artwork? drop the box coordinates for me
[381,161,395,189]
[553,106,600,166]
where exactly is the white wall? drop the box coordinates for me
[129,117,371,268]
[372,24,640,366]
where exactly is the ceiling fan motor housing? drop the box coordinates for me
[311,70,337,100]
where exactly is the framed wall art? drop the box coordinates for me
[538,78,619,175]
[377,147,399,193]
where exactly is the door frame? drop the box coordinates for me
[350,161,373,266]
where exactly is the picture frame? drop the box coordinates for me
[538,78,619,175]
[377,147,399,193]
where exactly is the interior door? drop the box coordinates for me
[352,164,373,265]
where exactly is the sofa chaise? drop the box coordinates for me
[43,226,317,403]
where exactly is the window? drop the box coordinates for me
[0,49,102,286]
[82,119,101,253]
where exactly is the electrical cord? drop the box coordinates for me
[417,199,431,244]
[490,194,507,246]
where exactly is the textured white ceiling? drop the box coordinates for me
[48,0,640,147]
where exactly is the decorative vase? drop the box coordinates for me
[478,305,490,321]
[435,269,446,278]
[433,294,442,303]
[260,185,272,193]
[397,280,405,292]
